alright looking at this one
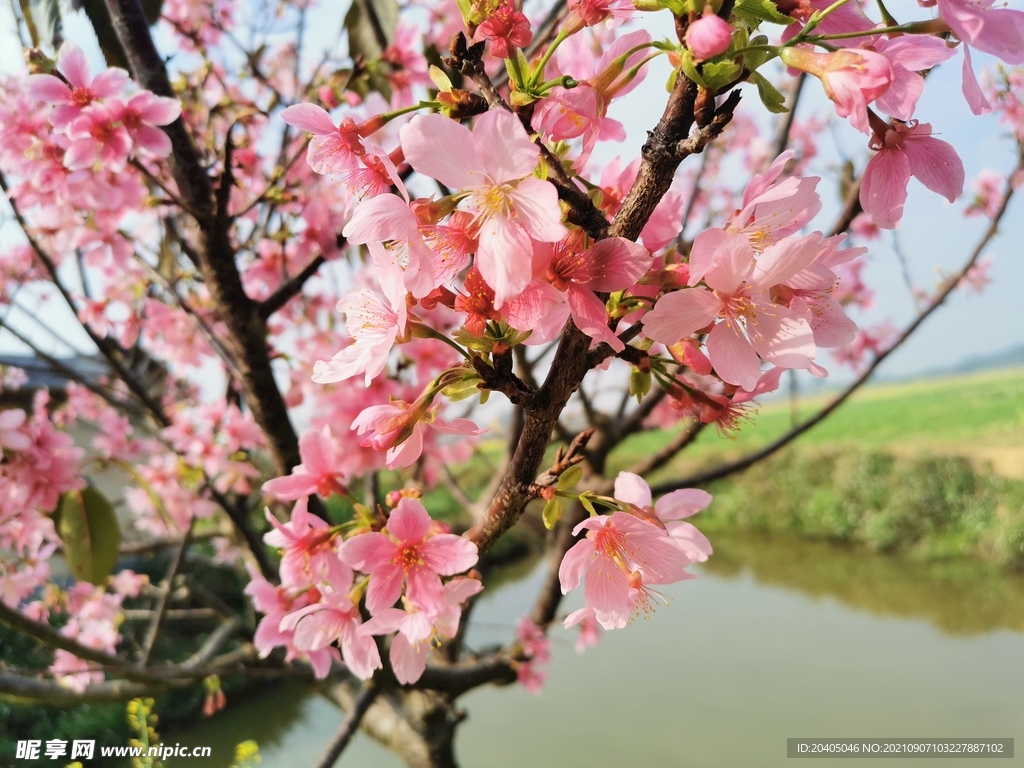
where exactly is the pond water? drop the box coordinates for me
[167,532,1024,767]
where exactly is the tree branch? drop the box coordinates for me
[313,680,380,768]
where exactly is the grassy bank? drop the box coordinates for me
[607,367,1024,568]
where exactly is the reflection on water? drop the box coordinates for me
[165,533,1024,767]
[703,531,1024,635]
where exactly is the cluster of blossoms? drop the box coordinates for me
[560,473,711,632]
[0,0,1019,714]
[250,492,479,684]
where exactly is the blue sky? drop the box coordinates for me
[1,1,1021,382]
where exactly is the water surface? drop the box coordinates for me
[169,533,1024,767]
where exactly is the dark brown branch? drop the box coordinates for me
[467,73,741,555]
[258,254,327,319]
[650,148,1024,496]
[415,655,517,696]
[768,74,806,162]
[313,681,380,768]
[102,0,304,478]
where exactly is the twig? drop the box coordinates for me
[258,254,327,319]
[138,520,193,667]
[313,680,380,768]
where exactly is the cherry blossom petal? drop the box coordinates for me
[706,320,761,391]
[57,42,91,88]
[340,623,382,679]
[704,234,755,294]
[752,232,826,290]
[340,531,396,572]
[387,498,432,542]
[576,238,653,292]
[26,74,70,102]
[366,563,405,614]
[567,286,621,350]
[476,215,534,308]
[389,633,428,684]
[748,302,817,369]
[281,103,338,135]
[904,134,965,202]
[655,488,712,520]
[400,114,480,189]
[406,566,446,614]
[583,553,631,617]
[559,538,596,593]
[665,520,714,562]
[510,177,568,243]
[474,109,540,183]
[860,149,910,230]
[961,46,992,115]
[614,471,653,509]
[421,534,478,575]
[642,288,721,344]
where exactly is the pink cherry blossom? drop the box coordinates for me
[312,293,403,385]
[513,617,550,693]
[644,232,829,390]
[280,103,380,175]
[359,577,482,684]
[613,472,713,563]
[686,10,733,62]
[244,566,339,678]
[928,0,1024,114]
[860,120,965,229]
[0,409,31,451]
[65,103,133,171]
[263,498,352,588]
[400,111,567,307]
[111,91,182,157]
[780,47,893,134]
[475,1,532,58]
[506,234,652,351]
[558,510,693,630]
[27,42,129,130]
[562,0,634,33]
[352,399,484,468]
[280,589,381,679]
[872,36,955,121]
[262,428,349,500]
[340,497,478,615]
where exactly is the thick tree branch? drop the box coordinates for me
[0,672,173,704]
[102,0,304,478]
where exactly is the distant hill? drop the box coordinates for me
[920,344,1024,378]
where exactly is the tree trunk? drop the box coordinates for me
[318,682,462,768]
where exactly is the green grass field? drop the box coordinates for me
[610,367,1024,481]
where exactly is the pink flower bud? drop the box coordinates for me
[685,11,733,62]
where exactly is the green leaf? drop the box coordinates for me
[429,64,453,92]
[678,50,705,88]
[557,465,583,491]
[629,367,652,404]
[542,497,563,530]
[442,374,485,402]
[345,0,399,61]
[749,70,789,113]
[701,60,743,92]
[733,0,794,26]
[55,486,121,586]
[579,493,597,515]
